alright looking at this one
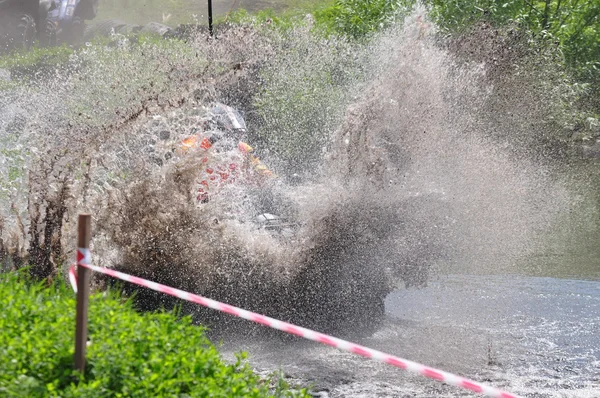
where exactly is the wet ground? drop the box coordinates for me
[220,273,600,397]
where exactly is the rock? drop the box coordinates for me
[584,117,599,136]
[581,139,600,158]
[139,22,174,38]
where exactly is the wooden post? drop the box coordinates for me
[74,214,91,373]
[208,0,214,37]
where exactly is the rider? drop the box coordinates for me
[177,103,274,204]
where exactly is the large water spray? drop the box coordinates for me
[0,13,572,334]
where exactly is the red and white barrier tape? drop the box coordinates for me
[70,248,521,398]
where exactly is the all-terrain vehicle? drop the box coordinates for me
[45,0,99,45]
[175,103,297,238]
[0,0,41,52]
[0,0,98,52]
[130,103,296,239]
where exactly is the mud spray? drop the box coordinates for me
[0,10,592,395]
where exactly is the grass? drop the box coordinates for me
[93,0,335,27]
[0,46,72,70]
[0,271,308,397]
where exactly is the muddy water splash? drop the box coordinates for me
[327,15,571,275]
[0,15,572,336]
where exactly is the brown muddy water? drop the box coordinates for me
[219,188,600,398]
[220,273,599,397]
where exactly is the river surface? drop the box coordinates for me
[220,271,599,397]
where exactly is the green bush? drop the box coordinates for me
[426,0,600,112]
[227,0,411,39]
[225,1,334,32]
[312,0,416,38]
[0,272,308,397]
